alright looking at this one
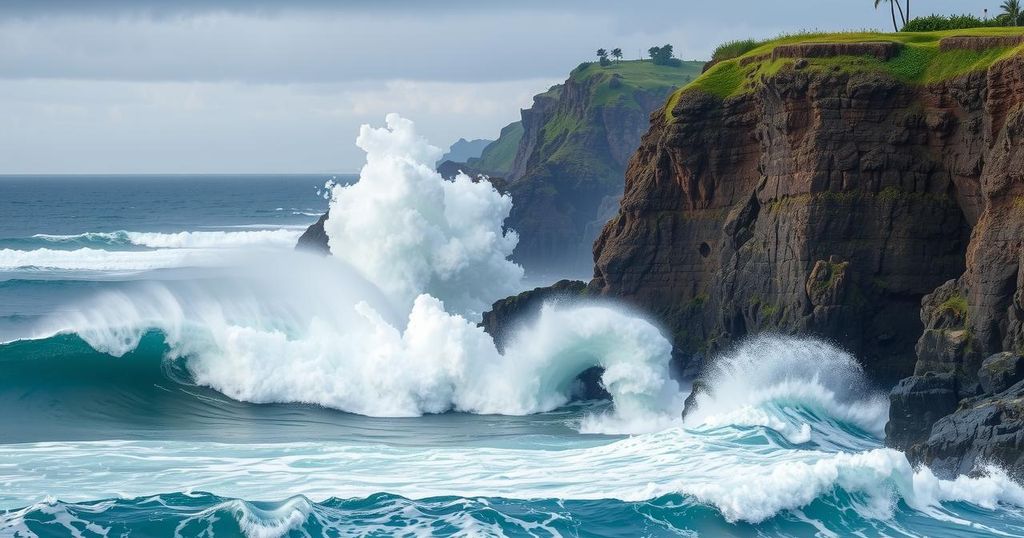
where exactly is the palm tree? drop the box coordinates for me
[596,48,608,59]
[611,48,623,62]
[1002,0,1021,25]
[874,0,907,32]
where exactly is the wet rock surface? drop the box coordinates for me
[479,279,587,352]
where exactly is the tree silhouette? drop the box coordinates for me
[648,44,677,66]
[596,48,608,59]
[611,48,623,62]
[874,0,907,32]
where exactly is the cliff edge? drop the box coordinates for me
[587,28,1024,474]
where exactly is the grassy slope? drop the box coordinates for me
[541,60,703,158]
[468,121,524,175]
[537,60,704,185]
[471,60,702,178]
[667,27,1024,119]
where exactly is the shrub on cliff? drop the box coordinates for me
[711,39,766,62]
[902,13,1012,31]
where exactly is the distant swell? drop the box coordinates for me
[31,229,302,249]
[0,229,304,272]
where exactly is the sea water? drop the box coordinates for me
[2,116,1024,537]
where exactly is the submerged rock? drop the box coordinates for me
[295,212,330,255]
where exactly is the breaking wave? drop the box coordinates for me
[682,335,889,451]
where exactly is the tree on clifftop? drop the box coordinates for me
[611,48,623,62]
[648,44,680,66]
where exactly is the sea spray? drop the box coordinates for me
[324,113,522,316]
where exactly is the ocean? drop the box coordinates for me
[2,166,1024,535]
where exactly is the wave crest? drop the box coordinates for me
[682,336,889,448]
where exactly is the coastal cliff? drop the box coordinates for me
[585,29,1024,475]
[450,60,704,273]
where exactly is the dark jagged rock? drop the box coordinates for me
[885,373,960,456]
[979,353,1024,395]
[897,352,1024,477]
[295,212,330,254]
[919,379,1024,478]
[436,161,510,193]
[479,279,587,352]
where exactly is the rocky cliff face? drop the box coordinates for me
[586,33,1024,474]
[505,63,703,274]
[592,62,986,380]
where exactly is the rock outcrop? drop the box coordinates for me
[889,353,1024,477]
[478,279,609,398]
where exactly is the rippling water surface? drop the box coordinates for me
[3,172,1024,537]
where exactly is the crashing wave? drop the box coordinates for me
[681,336,889,449]
[15,115,682,434]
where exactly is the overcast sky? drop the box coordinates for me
[0,0,997,173]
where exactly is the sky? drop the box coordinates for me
[0,0,998,174]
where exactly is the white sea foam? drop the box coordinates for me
[3,433,1023,528]
[2,229,304,273]
[35,265,680,431]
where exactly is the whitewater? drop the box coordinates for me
[1,115,1024,537]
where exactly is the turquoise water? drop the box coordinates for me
[2,175,1024,537]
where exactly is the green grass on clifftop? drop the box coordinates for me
[667,27,1024,120]
[572,60,704,109]
[468,121,523,175]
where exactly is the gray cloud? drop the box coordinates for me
[0,1,995,84]
[0,0,997,173]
